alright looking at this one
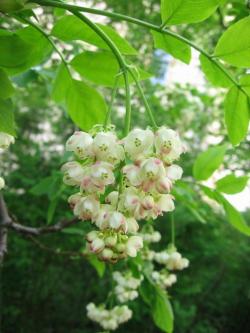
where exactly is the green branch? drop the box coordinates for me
[31,0,246,95]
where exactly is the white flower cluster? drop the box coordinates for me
[0,132,15,190]
[154,250,189,270]
[152,270,177,288]
[142,230,161,243]
[112,271,143,303]
[86,303,132,331]
[62,126,184,262]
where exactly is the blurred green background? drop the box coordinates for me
[1,1,250,332]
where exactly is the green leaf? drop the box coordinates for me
[0,32,33,70]
[216,174,249,194]
[140,277,173,333]
[239,74,250,97]
[193,144,227,181]
[224,86,249,145]
[13,25,52,74]
[30,176,53,196]
[0,99,16,136]
[153,287,174,333]
[70,51,151,87]
[199,54,233,88]
[214,16,250,68]
[202,187,250,236]
[151,30,191,64]
[88,255,106,278]
[0,69,15,99]
[0,26,52,75]
[51,15,137,55]
[52,63,72,102]
[221,196,250,236]
[161,0,222,25]
[66,80,107,130]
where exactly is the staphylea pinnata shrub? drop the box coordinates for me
[0,132,15,190]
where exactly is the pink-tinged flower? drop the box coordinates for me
[123,164,142,186]
[66,131,93,159]
[140,158,166,181]
[141,195,155,210]
[93,131,125,165]
[156,194,175,213]
[109,211,126,230]
[61,161,86,186]
[0,132,15,150]
[119,187,141,215]
[123,128,154,160]
[91,162,115,187]
[73,195,100,221]
[126,236,143,257]
[155,127,184,163]
[156,176,172,193]
[95,207,111,230]
[165,164,183,181]
[90,238,105,253]
[68,192,82,208]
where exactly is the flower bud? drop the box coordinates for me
[86,230,99,242]
[99,248,114,261]
[165,164,183,181]
[90,238,105,253]
[105,234,117,247]
[126,218,139,233]
[126,236,143,257]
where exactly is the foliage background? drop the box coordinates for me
[1,1,250,332]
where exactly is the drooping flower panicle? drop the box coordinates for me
[62,125,184,262]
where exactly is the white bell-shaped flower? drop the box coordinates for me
[123,164,142,186]
[140,157,165,181]
[156,194,175,213]
[61,161,86,186]
[73,195,100,221]
[91,161,115,187]
[126,235,143,257]
[126,217,139,233]
[123,128,154,160]
[66,131,93,159]
[68,192,82,208]
[155,127,183,163]
[109,211,126,230]
[93,131,124,165]
[0,132,15,150]
[165,164,183,181]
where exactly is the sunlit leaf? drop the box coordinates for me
[161,0,223,25]
[66,80,107,130]
[51,15,137,55]
[216,174,249,194]
[214,16,250,68]
[224,86,249,145]
[70,51,151,87]
[0,69,15,99]
[151,30,191,64]
[0,98,16,136]
[193,145,227,180]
